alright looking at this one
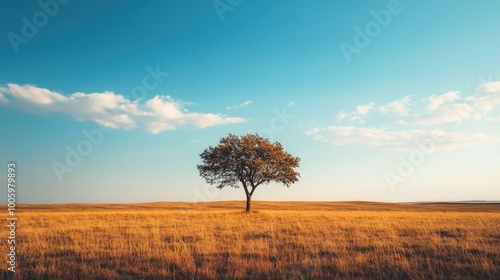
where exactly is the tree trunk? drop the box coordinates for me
[245,194,252,212]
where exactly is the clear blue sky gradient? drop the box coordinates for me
[1,0,499,203]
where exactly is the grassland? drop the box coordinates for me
[2,201,499,279]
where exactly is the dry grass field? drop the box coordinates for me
[2,201,499,279]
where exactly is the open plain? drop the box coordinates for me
[2,201,499,279]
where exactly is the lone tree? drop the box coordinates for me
[197,133,300,212]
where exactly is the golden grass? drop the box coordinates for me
[2,201,499,279]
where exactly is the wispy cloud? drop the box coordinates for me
[333,83,500,126]
[356,102,375,115]
[413,89,500,125]
[335,96,412,124]
[306,81,500,151]
[305,126,499,151]
[0,84,245,134]
[226,100,253,110]
[379,95,412,117]
[478,81,500,93]
[0,93,7,103]
[426,91,460,110]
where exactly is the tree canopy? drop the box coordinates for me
[197,133,300,212]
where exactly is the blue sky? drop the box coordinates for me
[1,0,499,203]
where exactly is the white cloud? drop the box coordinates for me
[335,81,500,126]
[414,91,500,125]
[336,110,348,121]
[427,91,460,110]
[466,94,500,114]
[226,100,253,110]
[478,81,500,93]
[379,95,412,116]
[2,83,67,104]
[356,102,375,115]
[335,97,411,125]
[0,83,245,134]
[349,115,365,124]
[0,93,7,104]
[335,111,367,124]
[312,81,500,151]
[304,127,321,135]
[305,126,499,151]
